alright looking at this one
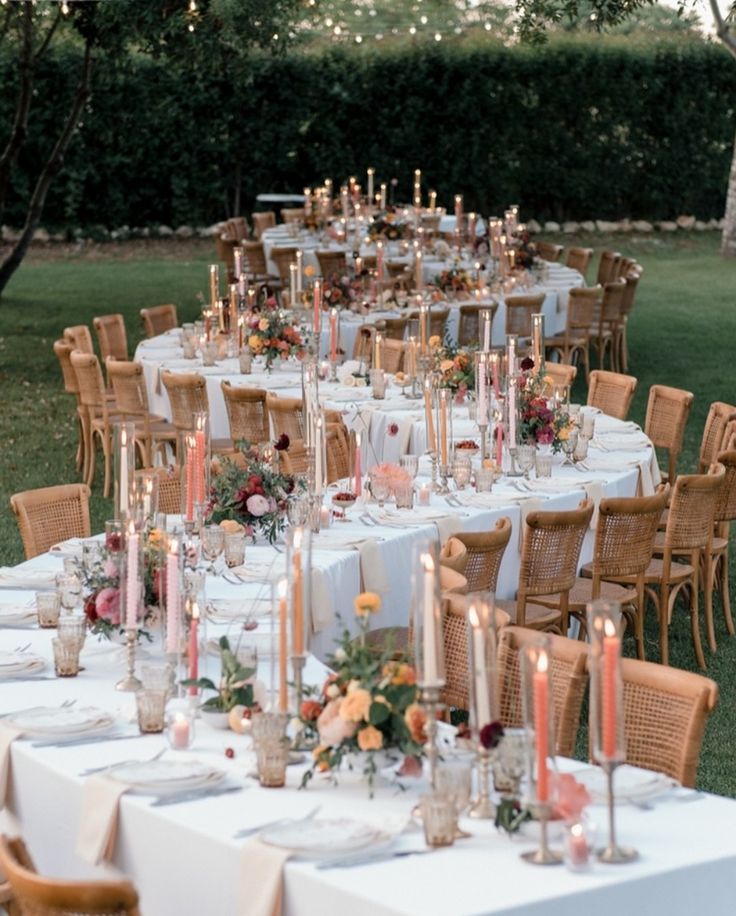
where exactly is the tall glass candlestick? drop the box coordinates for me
[114,421,135,522]
[467,592,498,820]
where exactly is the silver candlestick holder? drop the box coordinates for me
[507,446,523,477]
[428,449,440,492]
[115,628,142,692]
[598,760,638,863]
[438,464,452,495]
[328,359,339,383]
[420,683,443,790]
[469,746,496,819]
[520,801,563,866]
[478,423,488,462]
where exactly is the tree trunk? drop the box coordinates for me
[0,41,92,298]
[721,128,736,257]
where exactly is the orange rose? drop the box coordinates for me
[300,699,322,722]
[357,724,384,751]
[404,703,427,743]
[339,688,372,723]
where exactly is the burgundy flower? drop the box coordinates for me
[479,720,505,750]
[274,433,290,452]
[387,422,399,437]
[520,356,535,372]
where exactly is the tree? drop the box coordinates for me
[0,0,307,298]
[514,0,736,256]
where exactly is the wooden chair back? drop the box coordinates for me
[620,267,642,319]
[242,240,269,277]
[698,401,736,472]
[140,304,177,338]
[225,217,249,242]
[592,491,668,582]
[63,325,94,354]
[280,207,305,224]
[270,247,300,284]
[70,351,108,416]
[536,241,563,263]
[644,384,694,482]
[160,370,209,432]
[325,423,351,483]
[107,359,150,419]
[381,316,408,341]
[221,383,270,446]
[542,362,576,393]
[278,438,309,476]
[586,369,637,420]
[497,625,589,758]
[596,249,621,286]
[566,285,601,334]
[452,519,512,592]
[265,393,305,442]
[0,834,140,916]
[53,338,79,396]
[136,467,181,516]
[93,314,128,363]
[505,293,545,338]
[378,338,405,374]
[620,658,717,787]
[316,250,347,277]
[713,450,736,524]
[10,484,91,560]
[664,464,724,553]
[458,302,498,347]
[251,211,276,239]
[565,246,593,278]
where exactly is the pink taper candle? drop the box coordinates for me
[185,442,194,522]
[165,539,179,654]
[602,619,620,759]
[313,280,322,333]
[194,428,205,505]
[188,603,199,696]
[125,525,139,630]
[533,651,550,803]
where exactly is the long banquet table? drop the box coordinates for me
[0,553,733,916]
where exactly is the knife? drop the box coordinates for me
[316,849,430,869]
[32,733,138,748]
[150,785,245,807]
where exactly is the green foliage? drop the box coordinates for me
[1,35,734,228]
[181,635,256,710]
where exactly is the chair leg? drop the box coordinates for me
[658,582,670,666]
[703,550,717,654]
[689,566,706,670]
[721,551,735,635]
[634,582,646,660]
[102,431,112,498]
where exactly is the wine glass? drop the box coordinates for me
[55,572,82,615]
[436,758,473,839]
[400,454,419,479]
[201,524,225,573]
[561,428,579,467]
[492,728,530,800]
[371,474,391,509]
[516,444,536,480]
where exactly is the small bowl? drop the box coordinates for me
[199,707,230,730]
[332,492,357,511]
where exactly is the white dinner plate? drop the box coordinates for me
[105,758,224,795]
[0,652,46,676]
[207,597,271,621]
[0,604,38,626]
[260,818,385,859]
[8,705,115,738]
[574,764,677,804]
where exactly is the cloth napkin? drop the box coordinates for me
[239,838,293,916]
[592,435,650,451]
[313,535,390,595]
[381,417,414,465]
[517,498,545,550]
[435,515,464,545]
[310,568,334,633]
[76,774,129,865]
[0,568,58,589]
[583,481,604,529]
[637,460,655,496]
[0,721,23,809]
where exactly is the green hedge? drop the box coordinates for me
[1,37,734,228]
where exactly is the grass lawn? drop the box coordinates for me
[1,231,735,795]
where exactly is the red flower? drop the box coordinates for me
[274,434,289,451]
[300,699,323,722]
[479,720,505,750]
[520,356,535,372]
[387,422,399,437]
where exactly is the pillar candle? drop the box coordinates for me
[125,525,139,630]
[373,332,383,371]
[119,425,130,520]
[313,279,322,332]
[477,356,487,427]
[379,183,387,209]
[419,304,429,355]
[354,431,362,498]
[424,380,437,452]
[481,309,492,351]
[228,284,238,333]
[289,263,298,306]
[329,308,338,363]
[376,240,385,283]
[429,190,437,212]
[468,213,477,248]
[233,247,243,280]
[165,538,180,654]
[194,427,206,505]
[185,440,195,522]
[277,578,288,713]
[532,313,544,373]
[303,188,312,217]
[188,602,199,696]
[602,619,620,759]
[314,414,324,497]
[203,309,212,343]
[468,602,491,728]
[454,194,463,226]
[508,377,517,448]
[490,351,501,398]
[495,422,503,469]
[533,651,550,803]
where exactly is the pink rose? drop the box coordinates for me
[103,559,120,580]
[95,587,121,625]
[246,494,270,517]
[317,699,357,747]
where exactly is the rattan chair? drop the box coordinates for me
[265,393,305,442]
[617,267,642,372]
[378,338,405,374]
[70,350,121,494]
[0,834,140,916]
[381,316,409,341]
[352,325,376,365]
[93,314,128,364]
[536,241,563,263]
[53,338,86,473]
[10,483,91,560]
[544,285,601,382]
[440,592,510,711]
[595,249,621,286]
[586,369,637,420]
[251,211,276,239]
[160,370,232,456]
[270,247,300,286]
[225,216,249,242]
[215,233,236,280]
[451,520,512,592]
[280,207,305,224]
[644,384,694,483]
[316,250,347,277]
[458,302,498,347]
[439,566,468,596]
[648,465,725,668]
[140,304,178,338]
[497,626,589,758]
[505,293,545,340]
[137,466,182,516]
[326,423,351,483]
[241,240,278,285]
[278,438,309,476]
[439,537,468,577]
[496,502,594,633]
[221,383,270,447]
[591,278,625,371]
[542,361,577,394]
[619,658,718,787]
[698,401,736,472]
[107,359,177,466]
[565,246,594,280]
[63,324,94,354]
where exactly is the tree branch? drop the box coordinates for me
[0,38,94,296]
[0,1,36,225]
[0,5,13,46]
[34,6,62,63]
[710,0,736,60]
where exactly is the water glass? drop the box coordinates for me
[182,337,197,359]
[55,573,82,613]
[136,689,168,734]
[574,434,590,463]
[452,456,472,490]
[57,615,87,649]
[581,410,596,439]
[369,368,386,399]
[475,467,494,493]
[399,454,419,479]
[52,638,80,677]
[202,341,218,367]
[141,663,172,693]
[224,532,246,568]
[239,347,253,374]
[370,474,391,508]
[81,539,101,576]
[201,524,225,565]
[436,759,473,835]
[516,444,536,479]
[420,792,457,848]
[535,451,553,478]
[36,591,60,629]
[255,738,289,788]
[395,483,414,510]
[251,711,289,747]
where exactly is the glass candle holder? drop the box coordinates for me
[369,368,386,400]
[475,467,494,493]
[55,572,82,614]
[141,663,172,693]
[105,519,124,553]
[535,451,553,478]
[52,638,81,677]
[36,591,60,629]
[255,737,289,788]
[573,434,590,463]
[136,689,168,734]
[452,456,472,489]
[81,539,101,577]
[563,819,594,872]
[395,482,414,509]
[165,698,195,750]
[420,792,457,847]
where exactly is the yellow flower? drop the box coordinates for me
[357,724,384,751]
[354,591,381,617]
[428,335,441,349]
[339,688,372,722]
[440,359,454,375]
[219,519,244,534]
[304,265,316,278]
[147,528,164,549]
[558,425,570,441]
[248,334,263,352]
[258,318,270,331]
[405,703,428,743]
[382,661,416,686]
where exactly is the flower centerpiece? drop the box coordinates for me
[428,336,474,402]
[517,357,573,451]
[432,267,474,296]
[368,462,413,498]
[300,592,424,793]
[368,211,414,241]
[507,228,537,270]
[206,442,303,543]
[82,528,163,640]
[322,271,364,311]
[245,310,304,370]
[182,635,263,715]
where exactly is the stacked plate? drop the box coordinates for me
[260,819,387,860]
[575,764,677,805]
[105,758,224,796]
[0,601,38,628]
[7,705,115,739]
[0,650,45,677]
